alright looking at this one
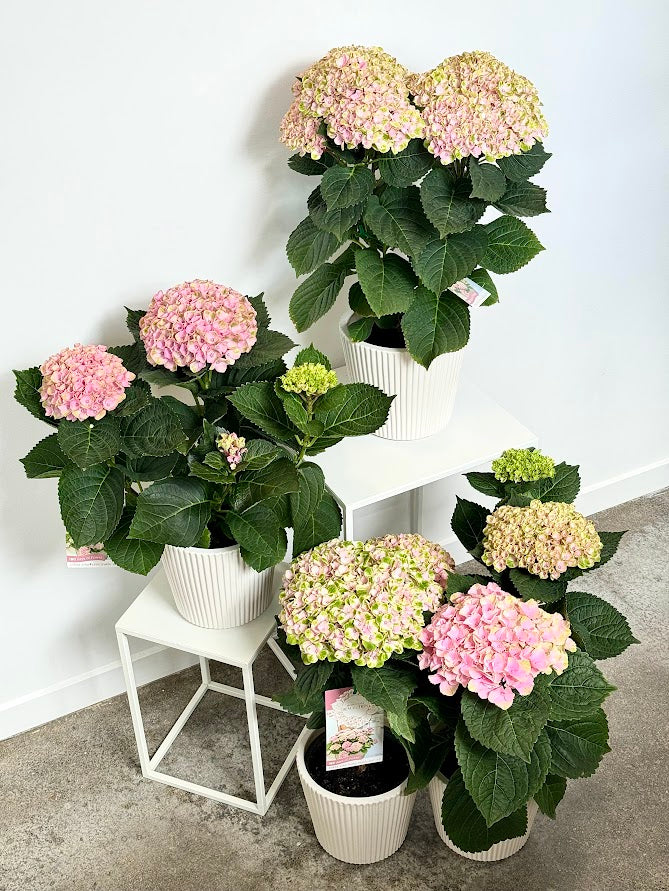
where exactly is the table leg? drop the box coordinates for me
[242,663,267,815]
[199,656,210,685]
[409,486,424,535]
[116,630,151,776]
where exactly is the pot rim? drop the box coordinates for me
[297,728,411,806]
[339,311,409,354]
[163,542,242,556]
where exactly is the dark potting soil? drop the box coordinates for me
[304,730,409,798]
[365,324,406,349]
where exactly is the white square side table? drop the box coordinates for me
[115,569,308,816]
[313,378,538,539]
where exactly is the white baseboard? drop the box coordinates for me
[2,457,667,741]
[0,645,197,741]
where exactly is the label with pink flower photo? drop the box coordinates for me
[449,277,490,308]
[324,687,384,771]
[65,534,112,568]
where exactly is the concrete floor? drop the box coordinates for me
[1,490,668,891]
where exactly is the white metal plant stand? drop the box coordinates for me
[115,570,308,816]
[314,378,538,539]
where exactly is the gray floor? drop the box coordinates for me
[2,491,668,891]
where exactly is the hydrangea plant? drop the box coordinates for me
[409,448,638,854]
[14,283,392,575]
[281,47,550,366]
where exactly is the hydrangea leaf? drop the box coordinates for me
[233,328,296,370]
[57,416,122,470]
[465,471,505,499]
[565,591,638,659]
[293,344,332,370]
[288,153,334,176]
[128,478,211,548]
[313,382,393,437]
[232,457,300,511]
[460,687,550,762]
[497,143,552,182]
[347,316,374,342]
[355,249,417,317]
[104,507,164,575]
[482,216,544,274]
[292,488,342,556]
[21,433,73,479]
[289,250,354,332]
[120,399,188,458]
[546,709,610,778]
[441,768,528,854]
[546,650,616,720]
[117,453,180,482]
[401,287,470,368]
[420,166,486,236]
[290,462,325,529]
[538,462,581,503]
[58,464,125,549]
[287,216,341,276]
[321,164,375,209]
[493,181,549,217]
[227,381,298,442]
[308,187,365,240]
[413,227,487,295]
[451,496,489,554]
[377,139,434,187]
[13,367,57,427]
[469,267,499,306]
[508,569,568,604]
[348,281,375,317]
[226,503,288,571]
[469,160,506,202]
[350,662,417,721]
[534,773,567,819]
[363,186,437,258]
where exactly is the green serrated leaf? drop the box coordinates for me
[313,382,393,437]
[117,453,179,482]
[350,662,417,719]
[107,343,149,378]
[248,292,270,328]
[546,709,610,778]
[125,307,146,341]
[308,187,364,241]
[401,287,469,368]
[293,488,342,557]
[469,160,506,202]
[547,650,615,720]
[497,143,551,182]
[482,216,544,274]
[460,687,550,762]
[226,503,287,570]
[13,367,57,427]
[469,267,499,306]
[104,506,164,575]
[287,216,341,276]
[508,569,567,604]
[465,471,505,499]
[455,721,551,826]
[227,381,297,441]
[364,186,437,258]
[377,139,434,187]
[355,250,417,317]
[565,591,637,659]
[129,478,211,547]
[451,496,489,554]
[494,181,549,217]
[421,167,485,236]
[347,316,374,342]
[234,457,299,509]
[413,227,488,296]
[21,433,72,478]
[57,415,121,469]
[121,399,188,458]
[534,773,567,818]
[288,153,334,175]
[289,250,354,332]
[538,462,581,503]
[293,344,332,369]
[348,281,374,317]
[233,328,296,371]
[58,464,125,548]
[321,164,375,209]
[445,572,479,598]
[441,768,529,854]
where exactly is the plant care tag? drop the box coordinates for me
[324,687,384,771]
[449,277,490,308]
[66,534,112,568]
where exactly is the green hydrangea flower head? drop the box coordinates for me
[492,448,556,483]
[280,362,338,398]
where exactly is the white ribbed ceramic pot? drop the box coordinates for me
[428,772,538,861]
[161,544,274,630]
[296,730,416,864]
[340,312,463,441]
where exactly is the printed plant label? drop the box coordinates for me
[324,686,384,771]
[450,277,490,307]
[66,534,112,568]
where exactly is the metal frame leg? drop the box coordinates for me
[409,486,424,535]
[242,664,267,815]
[116,630,151,775]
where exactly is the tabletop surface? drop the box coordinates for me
[116,568,282,667]
[312,380,537,509]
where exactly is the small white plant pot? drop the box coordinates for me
[428,772,538,861]
[296,730,416,864]
[340,312,463,441]
[161,543,274,630]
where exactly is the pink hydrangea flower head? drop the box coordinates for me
[280,45,425,158]
[410,51,548,163]
[419,581,577,710]
[365,533,455,589]
[216,432,247,470]
[139,279,257,374]
[482,499,602,580]
[279,537,443,667]
[39,343,135,422]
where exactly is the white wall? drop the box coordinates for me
[2,0,668,738]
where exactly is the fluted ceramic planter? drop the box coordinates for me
[428,772,538,861]
[161,543,274,630]
[296,730,416,864]
[340,312,463,441]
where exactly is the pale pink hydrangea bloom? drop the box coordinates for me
[216,432,247,470]
[39,344,135,422]
[279,538,443,667]
[139,279,257,374]
[367,533,455,589]
[410,51,548,163]
[280,45,425,158]
[482,499,602,580]
[419,581,576,710]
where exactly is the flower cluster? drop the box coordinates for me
[39,344,135,422]
[280,45,424,157]
[410,51,548,163]
[482,500,602,580]
[139,279,257,373]
[279,537,444,667]
[216,432,247,470]
[492,448,555,483]
[419,581,576,709]
[280,362,338,398]
[366,533,455,589]
[326,727,375,759]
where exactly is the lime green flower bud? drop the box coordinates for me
[280,362,338,398]
[492,448,556,483]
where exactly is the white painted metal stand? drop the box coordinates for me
[115,571,308,816]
